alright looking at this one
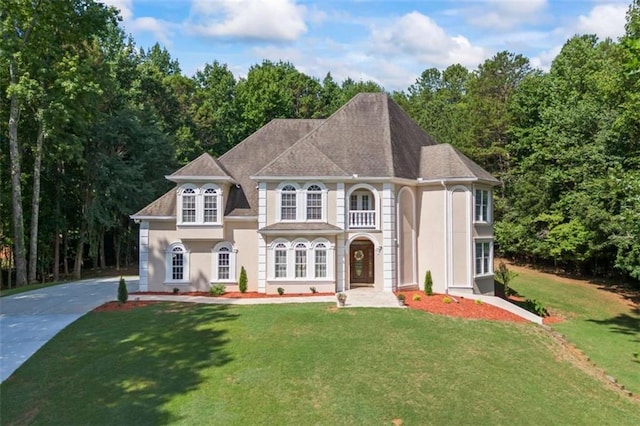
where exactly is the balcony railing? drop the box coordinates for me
[348,210,376,228]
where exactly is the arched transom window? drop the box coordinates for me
[269,238,334,280]
[178,184,222,225]
[165,243,189,283]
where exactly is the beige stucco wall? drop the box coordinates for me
[146,219,259,293]
[265,182,338,226]
[416,186,446,293]
[451,188,471,288]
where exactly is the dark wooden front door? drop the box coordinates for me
[350,240,374,285]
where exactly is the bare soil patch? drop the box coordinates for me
[94,301,161,312]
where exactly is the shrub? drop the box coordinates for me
[210,284,226,296]
[277,287,285,295]
[424,270,433,295]
[524,298,548,317]
[397,293,406,302]
[310,286,317,293]
[412,294,421,301]
[443,296,452,304]
[172,288,180,294]
[337,292,347,303]
[239,266,248,293]
[475,299,484,305]
[495,262,518,297]
[117,277,128,304]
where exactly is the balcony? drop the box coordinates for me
[348,210,376,229]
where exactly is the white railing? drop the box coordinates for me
[348,210,376,228]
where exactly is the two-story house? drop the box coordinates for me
[131,93,500,295]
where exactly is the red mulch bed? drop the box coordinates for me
[400,291,530,323]
[131,291,334,298]
[94,301,161,312]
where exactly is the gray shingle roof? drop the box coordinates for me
[258,222,343,234]
[134,93,498,219]
[419,144,500,183]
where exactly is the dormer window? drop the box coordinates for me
[178,184,223,225]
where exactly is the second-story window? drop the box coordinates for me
[306,184,322,220]
[281,185,297,220]
[475,189,491,223]
[203,187,218,223]
[181,188,197,223]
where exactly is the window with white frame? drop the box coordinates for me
[165,243,189,283]
[270,238,333,280]
[181,187,197,223]
[475,189,491,222]
[306,185,323,220]
[203,187,218,223]
[274,243,288,278]
[178,184,222,225]
[475,241,492,276]
[294,243,307,278]
[280,185,297,220]
[315,243,327,278]
[212,242,236,282]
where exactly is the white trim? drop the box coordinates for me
[396,186,417,287]
[166,175,236,183]
[336,182,345,229]
[212,241,237,283]
[257,182,267,292]
[224,216,258,221]
[130,215,175,221]
[336,234,345,292]
[138,221,149,291]
[258,229,343,236]
[164,242,190,284]
[382,183,396,291]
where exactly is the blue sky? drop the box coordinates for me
[103,0,631,91]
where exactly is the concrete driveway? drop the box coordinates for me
[0,276,139,383]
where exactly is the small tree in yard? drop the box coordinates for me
[118,277,128,304]
[424,270,433,295]
[239,266,248,293]
[495,262,518,297]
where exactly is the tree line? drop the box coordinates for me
[1,0,638,287]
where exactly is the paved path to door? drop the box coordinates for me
[0,276,139,383]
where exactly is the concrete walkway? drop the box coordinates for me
[0,276,139,383]
[133,287,402,308]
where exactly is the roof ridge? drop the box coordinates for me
[382,95,394,177]
[169,152,214,176]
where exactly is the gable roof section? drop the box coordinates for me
[419,144,500,184]
[218,119,325,215]
[255,139,349,177]
[167,152,233,182]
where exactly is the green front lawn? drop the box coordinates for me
[1,303,638,425]
[508,266,640,396]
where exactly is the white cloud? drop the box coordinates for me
[100,0,173,46]
[370,12,486,68]
[530,45,562,71]
[467,0,548,30]
[575,3,627,39]
[188,0,307,41]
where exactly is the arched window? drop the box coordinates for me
[181,187,197,223]
[280,184,297,220]
[294,242,308,278]
[165,243,189,283]
[203,187,218,223]
[306,184,323,220]
[212,242,236,282]
[274,242,288,278]
[314,243,327,278]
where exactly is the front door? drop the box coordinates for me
[350,240,374,285]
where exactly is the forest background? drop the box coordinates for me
[1,1,639,287]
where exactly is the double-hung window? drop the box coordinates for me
[295,243,307,278]
[475,241,492,276]
[203,187,218,223]
[306,185,322,220]
[314,243,327,278]
[165,243,189,283]
[281,185,297,220]
[475,189,490,222]
[181,188,197,223]
[274,243,288,278]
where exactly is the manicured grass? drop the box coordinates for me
[508,266,640,395]
[1,303,638,425]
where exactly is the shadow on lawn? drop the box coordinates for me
[64,303,237,424]
[587,306,640,350]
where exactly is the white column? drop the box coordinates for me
[336,235,345,292]
[382,183,396,291]
[336,182,345,229]
[257,182,267,292]
[139,221,149,291]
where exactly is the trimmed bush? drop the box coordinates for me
[412,294,421,301]
[210,284,226,296]
[117,277,128,304]
[310,286,317,293]
[443,296,452,304]
[424,270,433,296]
[239,266,248,293]
[277,287,285,295]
